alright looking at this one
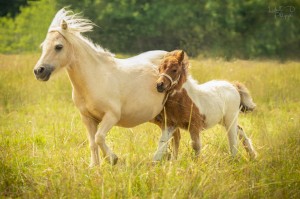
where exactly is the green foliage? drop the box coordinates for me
[0,0,28,17]
[55,0,300,59]
[0,0,299,59]
[0,54,299,198]
[0,0,56,53]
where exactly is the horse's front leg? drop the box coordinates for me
[153,127,176,161]
[95,112,119,165]
[82,115,99,167]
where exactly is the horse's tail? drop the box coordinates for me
[233,82,256,112]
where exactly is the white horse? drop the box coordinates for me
[33,8,168,166]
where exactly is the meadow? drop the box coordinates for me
[0,53,299,198]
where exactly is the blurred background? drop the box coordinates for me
[0,0,299,60]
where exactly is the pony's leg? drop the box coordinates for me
[95,112,119,165]
[237,125,257,159]
[172,128,181,159]
[82,115,99,167]
[153,127,175,161]
[189,128,201,157]
[224,114,239,157]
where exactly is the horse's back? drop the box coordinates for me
[185,79,240,128]
[115,50,168,66]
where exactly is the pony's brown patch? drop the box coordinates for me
[156,89,206,131]
[153,50,206,156]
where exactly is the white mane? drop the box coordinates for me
[48,8,114,57]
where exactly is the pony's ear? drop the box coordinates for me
[61,20,68,30]
[176,50,185,63]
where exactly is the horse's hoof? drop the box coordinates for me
[88,160,100,168]
[89,163,98,168]
[151,160,160,166]
[109,154,118,165]
[166,152,172,160]
[250,151,258,160]
[153,153,163,162]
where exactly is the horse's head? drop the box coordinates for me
[34,20,72,81]
[156,50,189,93]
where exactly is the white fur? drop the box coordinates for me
[181,76,257,158]
[183,77,240,128]
[34,8,168,166]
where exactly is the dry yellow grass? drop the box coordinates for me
[0,54,299,198]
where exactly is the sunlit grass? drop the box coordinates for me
[0,54,299,198]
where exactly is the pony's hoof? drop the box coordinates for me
[109,154,118,165]
[153,153,163,162]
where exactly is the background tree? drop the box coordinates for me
[0,0,299,60]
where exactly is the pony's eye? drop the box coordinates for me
[55,44,63,51]
[172,69,177,73]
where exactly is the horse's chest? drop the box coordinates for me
[72,92,105,121]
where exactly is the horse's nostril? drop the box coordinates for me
[157,82,163,87]
[38,67,45,74]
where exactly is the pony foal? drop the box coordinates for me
[153,50,257,161]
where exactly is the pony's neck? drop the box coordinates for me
[182,76,205,102]
[182,76,201,95]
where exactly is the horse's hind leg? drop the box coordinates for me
[172,129,181,159]
[237,125,257,160]
[82,115,100,167]
[224,114,238,157]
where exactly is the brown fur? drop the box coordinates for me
[152,50,205,157]
[153,50,257,159]
[156,50,189,92]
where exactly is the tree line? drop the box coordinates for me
[0,0,299,59]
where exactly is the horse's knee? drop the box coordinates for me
[90,143,98,150]
[95,133,105,145]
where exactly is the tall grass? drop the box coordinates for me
[0,54,299,198]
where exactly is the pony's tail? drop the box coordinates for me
[233,82,256,112]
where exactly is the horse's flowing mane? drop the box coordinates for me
[48,8,114,57]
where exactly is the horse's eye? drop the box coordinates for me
[55,44,63,51]
[172,69,177,73]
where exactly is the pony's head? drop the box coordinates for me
[156,50,189,93]
[33,8,94,81]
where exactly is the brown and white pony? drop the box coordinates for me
[152,50,257,161]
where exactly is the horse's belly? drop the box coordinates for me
[117,103,164,127]
[117,114,155,127]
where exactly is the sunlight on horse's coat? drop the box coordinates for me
[34,8,168,166]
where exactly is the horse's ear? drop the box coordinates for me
[176,50,184,63]
[61,20,68,30]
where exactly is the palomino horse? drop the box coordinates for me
[153,50,257,161]
[33,8,169,166]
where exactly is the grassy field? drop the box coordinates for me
[0,54,299,198]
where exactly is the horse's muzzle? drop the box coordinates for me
[34,64,54,81]
[156,82,165,93]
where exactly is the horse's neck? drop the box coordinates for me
[66,42,116,96]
